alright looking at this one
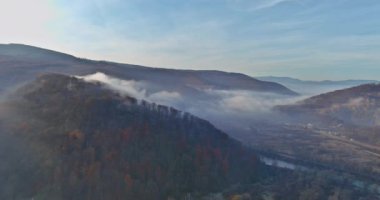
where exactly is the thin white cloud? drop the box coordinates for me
[256,0,297,10]
[227,0,298,11]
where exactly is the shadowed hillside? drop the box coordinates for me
[0,73,264,199]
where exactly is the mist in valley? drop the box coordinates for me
[78,72,309,139]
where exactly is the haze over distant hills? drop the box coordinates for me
[257,76,379,95]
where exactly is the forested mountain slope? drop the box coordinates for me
[0,73,263,199]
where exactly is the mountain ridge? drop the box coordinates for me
[257,76,379,84]
[0,43,297,96]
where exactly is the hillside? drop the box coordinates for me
[277,83,380,127]
[0,43,297,96]
[0,73,264,199]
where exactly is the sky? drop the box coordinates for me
[0,0,379,80]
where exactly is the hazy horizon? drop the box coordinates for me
[1,0,379,80]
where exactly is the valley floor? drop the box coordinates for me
[247,123,380,183]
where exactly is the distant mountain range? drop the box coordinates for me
[0,43,297,96]
[257,76,378,95]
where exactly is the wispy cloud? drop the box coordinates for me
[226,0,298,11]
[253,0,298,10]
[78,72,183,106]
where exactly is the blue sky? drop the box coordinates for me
[1,0,380,80]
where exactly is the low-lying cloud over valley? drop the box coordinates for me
[78,72,307,137]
